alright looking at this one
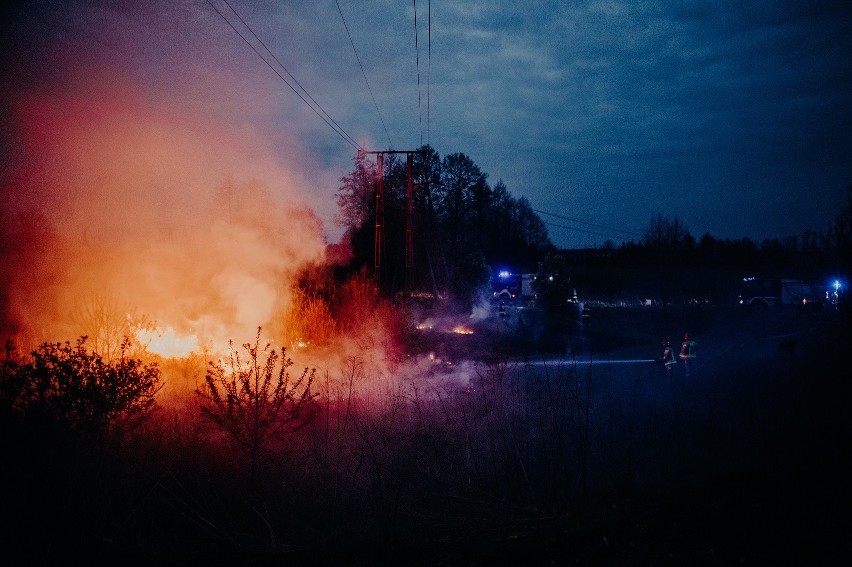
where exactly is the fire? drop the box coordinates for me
[137,326,200,359]
[417,319,473,334]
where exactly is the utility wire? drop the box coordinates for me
[427,0,431,147]
[207,0,362,151]
[542,220,633,241]
[534,208,641,237]
[335,0,393,149]
[219,0,360,149]
[414,0,423,147]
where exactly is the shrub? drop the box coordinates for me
[197,327,318,479]
[17,336,161,437]
[279,287,337,349]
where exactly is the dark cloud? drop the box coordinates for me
[2,0,851,252]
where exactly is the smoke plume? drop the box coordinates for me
[1,25,334,352]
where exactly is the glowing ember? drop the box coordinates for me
[451,325,474,335]
[137,326,200,358]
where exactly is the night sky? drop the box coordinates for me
[2,0,851,249]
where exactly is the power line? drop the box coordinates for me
[414,0,423,148]
[218,0,360,149]
[544,221,632,239]
[335,0,393,149]
[207,0,362,151]
[542,220,632,241]
[533,208,641,237]
[427,0,431,147]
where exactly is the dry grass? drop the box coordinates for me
[2,300,849,563]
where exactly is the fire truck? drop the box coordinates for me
[737,276,830,310]
[492,270,535,303]
[492,270,579,306]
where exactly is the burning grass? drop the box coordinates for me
[1,300,849,563]
[3,192,848,563]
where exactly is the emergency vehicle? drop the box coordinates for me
[738,276,829,310]
[492,270,535,303]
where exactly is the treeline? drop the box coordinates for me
[560,203,852,305]
[571,213,848,274]
[335,146,553,305]
[335,148,851,309]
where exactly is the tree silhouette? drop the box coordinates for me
[18,336,161,437]
[642,213,691,249]
[335,146,553,306]
[439,152,485,259]
[197,327,317,479]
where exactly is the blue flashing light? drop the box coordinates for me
[498,270,511,279]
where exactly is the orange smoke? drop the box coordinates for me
[0,2,417,410]
[137,327,200,359]
[1,64,332,356]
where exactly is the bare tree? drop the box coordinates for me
[70,293,153,361]
[336,151,379,234]
[642,213,691,249]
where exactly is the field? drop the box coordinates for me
[407,300,852,564]
[2,300,850,565]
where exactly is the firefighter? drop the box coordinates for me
[679,332,697,376]
[658,339,676,375]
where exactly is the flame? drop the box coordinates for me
[137,326,200,359]
[451,325,474,335]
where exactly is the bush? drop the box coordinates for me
[17,336,161,437]
[197,327,318,479]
